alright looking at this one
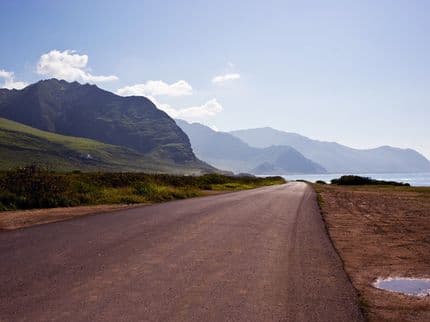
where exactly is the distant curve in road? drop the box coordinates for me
[0,182,364,322]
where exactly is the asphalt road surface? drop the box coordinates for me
[0,182,364,322]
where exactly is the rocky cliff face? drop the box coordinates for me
[0,79,197,164]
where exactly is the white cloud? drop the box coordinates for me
[146,96,223,121]
[36,50,118,83]
[118,79,220,121]
[211,73,240,84]
[0,70,13,79]
[0,69,28,89]
[173,99,223,119]
[117,80,192,97]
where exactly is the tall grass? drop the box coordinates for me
[0,166,285,211]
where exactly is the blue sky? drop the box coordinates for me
[1,0,430,158]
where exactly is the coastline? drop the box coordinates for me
[280,172,430,187]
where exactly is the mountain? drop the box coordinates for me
[0,79,201,166]
[230,127,430,173]
[0,118,214,174]
[175,119,326,174]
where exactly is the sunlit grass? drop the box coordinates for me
[0,166,286,211]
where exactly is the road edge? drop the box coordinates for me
[311,183,368,321]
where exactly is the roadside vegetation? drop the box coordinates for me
[330,175,410,186]
[0,165,285,211]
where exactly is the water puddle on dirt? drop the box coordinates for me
[373,277,430,297]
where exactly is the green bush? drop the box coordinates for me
[331,175,410,186]
[133,182,158,199]
[119,196,141,204]
[0,189,19,210]
[0,165,70,208]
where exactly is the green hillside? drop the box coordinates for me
[0,79,198,164]
[0,118,214,174]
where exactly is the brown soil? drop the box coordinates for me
[315,184,430,321]
[0,204,143,230]
[0,190,229,231]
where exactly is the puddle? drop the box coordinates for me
[373,277,430,297]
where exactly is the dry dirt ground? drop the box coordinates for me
[0,204,143,230]
[0,191,227,231]
[315,184,430,321]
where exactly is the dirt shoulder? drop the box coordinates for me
[315,184,430,321]
[0,204,145,231]
[0,190,233,231]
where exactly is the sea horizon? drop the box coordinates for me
[277,172,430,187]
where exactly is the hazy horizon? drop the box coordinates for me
[1,1,429,158]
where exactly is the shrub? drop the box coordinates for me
[133,182,158,199]
[0,189,19,210]
[331,175,410,186]
[0,165,70,208]
[119,196,141,204]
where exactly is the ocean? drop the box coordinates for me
[280,172,430,187]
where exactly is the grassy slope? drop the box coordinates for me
[0,118,210,174]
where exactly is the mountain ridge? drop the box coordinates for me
[230,127,430,173]
[0,78,206,169]
[175,119,326,174]
[0,117,216,174]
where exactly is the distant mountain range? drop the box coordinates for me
[0,79,214,174]
[176,120,430,174]
[230,127,430,173]
[175,120,325,174]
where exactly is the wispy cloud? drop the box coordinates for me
[117,80,192,97]
[37,50,118,83]
[118,78,222,121]
[172,99,223,119]
[212,73,240,84]
[0,69,27,89]
[147,96,223,121]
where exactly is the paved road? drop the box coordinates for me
[0,182,364,322]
